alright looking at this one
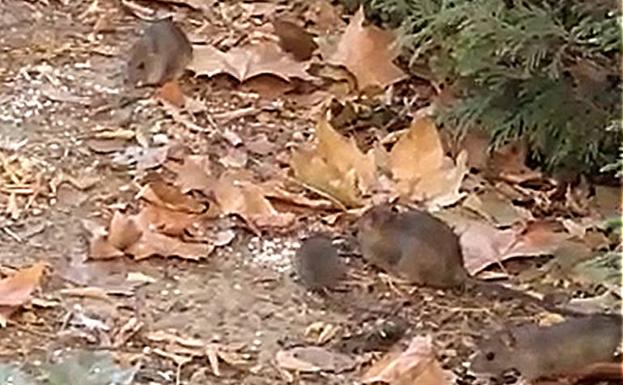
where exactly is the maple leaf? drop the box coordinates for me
[189,42,312,82]
[329,8,406,90]
[290,114,376,208]
[0,262,46,326]
[388,116,468,208]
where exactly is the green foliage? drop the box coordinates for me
[365,0,622,174]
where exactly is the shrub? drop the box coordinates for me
[363,0,622,175]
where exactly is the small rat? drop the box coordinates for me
[470,315,622,380]
[357,205,585,315]
[127,17,193,86]
[293,233,344,291]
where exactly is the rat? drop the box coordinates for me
[470,314,622,380]
[126,17,193,87]
[293,233,344,291]
[356,204,587,315]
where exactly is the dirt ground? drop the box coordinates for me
[0,2,616,385]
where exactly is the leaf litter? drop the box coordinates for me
[0,1,621,385]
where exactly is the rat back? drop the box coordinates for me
[471,315,622,380]
[294,234,343,290]
[358,206,468,288]
[397,210,467,287]
[127,18,193,86]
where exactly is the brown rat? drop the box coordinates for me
[127,17,192,86]
[357,205,585,315]
[358,204,467,288]
[470,315,622,380]
[293,233,344,291]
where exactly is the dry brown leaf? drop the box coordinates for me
[388,116,468,208]
[487,140,542,183]
[240,75,294,98]
[272,19,318,61]
[85,138,127,153]
[460,219,568,274]
[240,2,281,17]
[316,115,376,191]
[329,8,406,90]
[459,220,517,275]
[139,204,199,237]
[389,116,445,181]
[362,336,453,385]
[0,262,46,307]
[259,180,334,210]
[189,42,312,82]
[156,80,186,108]
[125,228,213,261]
[290,113,375,208]
[503,221,569,260]
[246,134,277,156]
[304,0,345,33]
[290,148,360,208]
[462,190,528,227]
[138,180,206,213]
[275,346,355,373]
[219,147,248,168]
[212,174,296,228]
[458,128,490,170]
[89,233,125,259]
[167,155,214,194]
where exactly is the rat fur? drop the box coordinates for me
[357,204,587,315]
[470,314,622,380]
[293,233,344,290]
[127,17,192,86]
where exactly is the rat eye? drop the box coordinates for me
[485,352,495,361]
[137,62,145,70]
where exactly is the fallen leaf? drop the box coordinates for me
[111,145,169,170]
[138,204,199,237]
[125,228,213,261]
[272,18,318,61]
[240,75,294,97]
[290,113,376,207]
[462,190,527,227]
[156,80,185,108]
[487,140,542,183]
[460,219,569,274]
[362,336,453,385]
[329,8,406,90]
[259,180,334,210]
[86,138,127,153]
[167,155,214,194]
[137,180,206,213]
[0,262,46,325]
[276,346,355,373]
[219,147,248,168]
[246,134,277,155]
[212,174,296,228]
[304,0,345,33]
[189,42,312,82]
[0,262,46,306]
[388,116,468,208]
